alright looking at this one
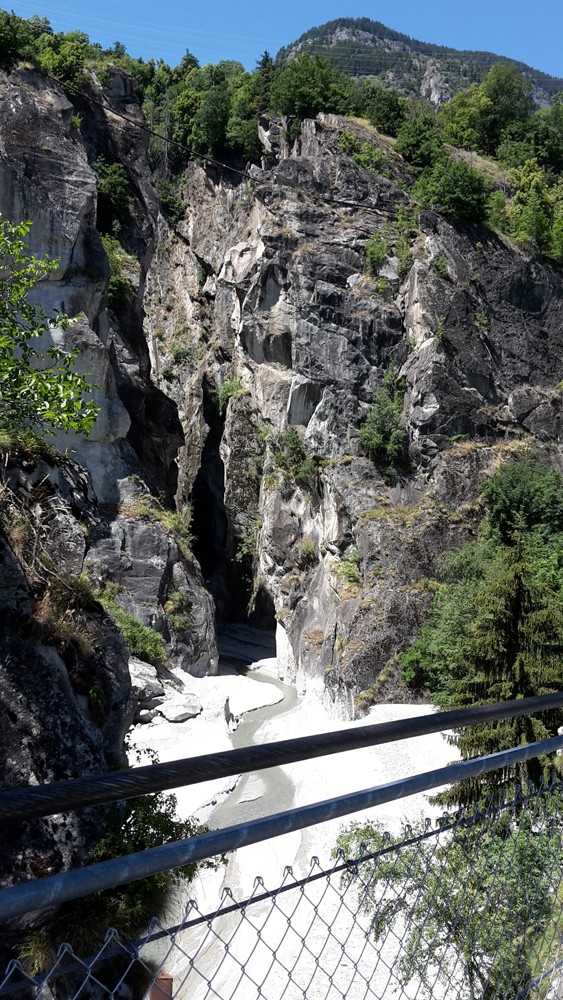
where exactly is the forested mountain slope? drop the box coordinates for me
[277,17,563,105]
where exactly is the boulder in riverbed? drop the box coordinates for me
[159,695,203,722]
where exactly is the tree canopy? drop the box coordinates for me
[336,811,563,1000]
[3,10,563,260]
[400,455,563,806]
[413,155,490,223]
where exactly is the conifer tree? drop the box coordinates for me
[437,537,563,807]
[401,457,563,808]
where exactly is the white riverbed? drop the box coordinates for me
[127,631,460,998]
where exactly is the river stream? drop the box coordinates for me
[135,627,458,997]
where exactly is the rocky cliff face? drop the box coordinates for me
[0,63,217,675]
[0,63,217,924]
[145,112,562,715]
[0,63,562,914]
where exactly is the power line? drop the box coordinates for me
[44,71,249,177]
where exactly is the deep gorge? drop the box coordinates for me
[0,45,562,972]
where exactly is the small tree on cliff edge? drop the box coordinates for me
[0,218,99,439]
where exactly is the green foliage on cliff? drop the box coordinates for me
[395,113,443,172]
[4,10,563,265]
[413,155,490,223]
[94,156,131,233]
[273,428,318,486]
[21,789,216,971]
[105,602,168,665]
[0,218,99,438]
[213,378,248,413]
[360,83,408,136]
[363,231,389,274]
[269,52,356,121]
[156,180,187,226]
[359,365,407,478]
[399,455,563,806]
[340,133,388,175]
[100,234,135,314]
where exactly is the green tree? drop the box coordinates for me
[440,83,493,151]
[550,182,563,262]
[399,544,489,698]
[191,73,231,153]
[440,64,533,156]
[0,10,35,63]
[413,155,490,224]
[336,814,562,1000]
[36,32,89,86]
[437,539,563,807]
[170,87,200,154]
[495,120,535,168]
[487,189,508,230]
[226,55,275,159]
[94,156,130,233]
[359,369,407,478]
[0,218,99,438]
[395,113,442,172]
[480,456,563,544]
[400,458,563,807]
[479,63,534,153]
[508,159,552,249]
[360,83,407,136]
[269,53,355,122]
[226,72,263,158]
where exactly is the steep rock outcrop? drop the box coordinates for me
[0,63,218,945]
[0,451,134,958]
[146,113,562,715]
[0,63,217,675]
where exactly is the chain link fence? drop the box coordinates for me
[3,777,563,1000]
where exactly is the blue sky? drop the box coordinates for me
[5,0,563,78]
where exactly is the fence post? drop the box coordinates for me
[150,971,173,1000]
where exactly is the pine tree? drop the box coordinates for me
[437,537,563,807]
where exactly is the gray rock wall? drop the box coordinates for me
[0,64,218,942]
[145,113,562,716]
[1,63,562,944]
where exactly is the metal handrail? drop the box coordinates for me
[1,733,562,922]
[2,692,563,822]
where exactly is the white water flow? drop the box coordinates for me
[134,627,458,997]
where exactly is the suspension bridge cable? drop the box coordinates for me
[43,71,249,177]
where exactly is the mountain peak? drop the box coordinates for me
[276,17,563,105]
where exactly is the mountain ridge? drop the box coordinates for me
[276,17,563,105]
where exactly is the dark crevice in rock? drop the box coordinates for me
[249,585,276,632]
[191,381,230,618]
